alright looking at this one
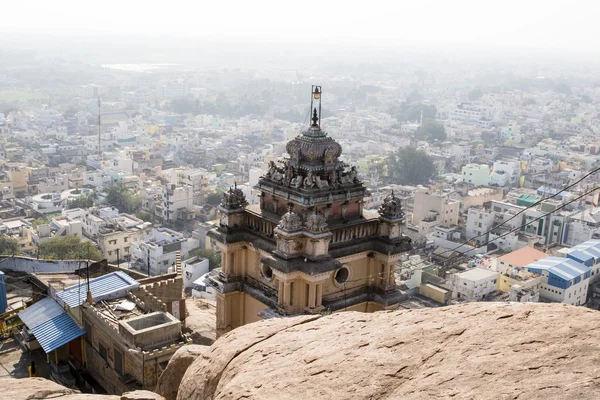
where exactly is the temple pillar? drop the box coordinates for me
[308,283,316,308]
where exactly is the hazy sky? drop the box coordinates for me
[1,0,598,52]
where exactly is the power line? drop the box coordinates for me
[437,166,600,259]
[444,184,600,263]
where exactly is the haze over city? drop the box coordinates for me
[1,1,600,399]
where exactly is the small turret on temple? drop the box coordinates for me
[208,86,411,337]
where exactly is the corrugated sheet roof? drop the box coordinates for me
[30,312,85,353]
[18,297,64,330]
[18,297,86,354]
[525,257,590,281]
[567,240,600,264]
[57,271,139,308]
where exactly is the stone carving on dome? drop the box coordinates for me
[220,183,248,210]
[278,207,303,232]
[305,211,328,233]
[286,140,300,161]
[378,191,405,219]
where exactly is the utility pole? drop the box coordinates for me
[147,249,151,277]
[116,248,120,269]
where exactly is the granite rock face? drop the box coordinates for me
[156,345,209,400]
[177,303,600,400]
[5,377,164,400]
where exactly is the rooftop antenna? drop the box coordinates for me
[97,97,102,158]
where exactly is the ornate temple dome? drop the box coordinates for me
[378,191,405,220]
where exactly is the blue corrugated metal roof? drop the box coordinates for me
[30,312,85,353]
[567,240,600,265]
[525,257,590,281]
[18,297,86,354]
[56,271,139,308]
[18,297,64,330]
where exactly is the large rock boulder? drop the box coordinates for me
[5,377,164,400]
[177,303,600,400]
[156,345,209,400]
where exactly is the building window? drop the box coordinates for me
[124,237,128,242]
[99,343,107,361]
[334,266,350,285]
[260,264,273,282]
[114,348,123,375]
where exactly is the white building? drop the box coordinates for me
[489,160,521,187]
[130,228,199,275]
[466,207,495,244]
[182,256,210,289]
[156,184,195,223]
[461,164,489,187]
[523,257,590,306]
[452,268,499,301]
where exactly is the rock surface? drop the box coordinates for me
[184,299,216,345]
[177,303,600,400]
[5,377,164,400]
[156,345,209,400]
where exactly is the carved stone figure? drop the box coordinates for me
[266,161,277,178]
[305,211,328,233]
[303,171,315,188]
[292,175,302,189]
[278,207,303,232]
[329,171,339,188]
[314,175,329,189]
[284,163,294,185]
[348,166,358,183]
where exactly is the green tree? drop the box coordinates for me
[414,119,446,142]
[136,211,154,223]
[387,147,436,185]
[406,90,424,104]
[389,103,436,122]
[105,182,142,213]
[522,98,537,106]
[171,96,198,114]
[581,94,593,104]
[67,194,94,209]
[38,235,101,260]
[0,235,20,255]
[205,192,222,206]
[468,88,483,101]
[186,248,221,271]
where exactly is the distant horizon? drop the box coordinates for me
[1,0,600,64]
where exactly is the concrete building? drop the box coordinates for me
[489,160,521,187]
[452,268,499,301]
[523,257,590,306]
[207,88,411,337]
[412,189,460,235]
[564,240,600,290]
[182,256,210,289]
[461,163,489,187]
[130,228,198,275]
[155,184,195,224]
[466,207,496,245]
[83,208,153,263]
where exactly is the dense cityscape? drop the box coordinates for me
[2,3,600,398]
